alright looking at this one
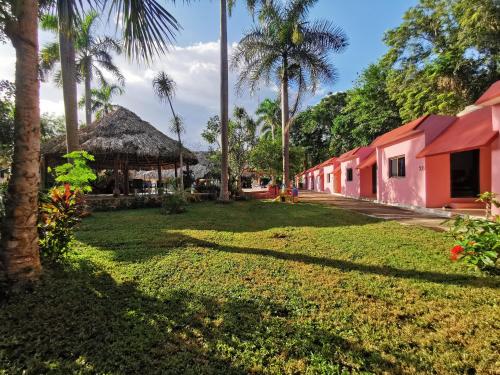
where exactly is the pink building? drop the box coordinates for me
[417,82,500,214]
[337,147,374,198]
[357,114,456,206]
[295,81,500,216]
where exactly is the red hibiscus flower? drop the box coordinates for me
[450,245,464,261]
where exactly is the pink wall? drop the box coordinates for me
[313,169,321,192]
[341,158,361,198]
[491,106,500,216]
[323,165,334,194]
[377,135,427,207]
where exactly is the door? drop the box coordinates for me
[450,149,479,198]
[372,164,377,195]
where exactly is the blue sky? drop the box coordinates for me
[0,0,418,150]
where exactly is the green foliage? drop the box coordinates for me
[79,84,124,119]
[161,192,188,215]
[383,0,500,121]
[291,92,347,165]
[476,191,500,219]
[448,215,500,272]
[54,151,97,193]
[38,184,84,262]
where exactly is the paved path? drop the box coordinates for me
[298,190,449,231]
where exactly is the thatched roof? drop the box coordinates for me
[42,106,197,169]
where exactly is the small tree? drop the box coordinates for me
[53,151,97,192]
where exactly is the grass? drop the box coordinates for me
[1,200,499,374]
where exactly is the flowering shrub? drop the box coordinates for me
[38,184,85,262]
[448,215,500,273]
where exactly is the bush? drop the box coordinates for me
[161,192,188,215]
[448,215,500,273]
[38,184,85,262]
[53,151,96,192]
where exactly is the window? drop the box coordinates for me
[346,168,353,181]
[389,156,405,178]
[327,173,331,183]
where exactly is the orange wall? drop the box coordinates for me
[360,167,375,198]
[425,146,492,208]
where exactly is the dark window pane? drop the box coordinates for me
[398,157,405,177]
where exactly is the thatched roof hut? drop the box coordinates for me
[42,105,197,169]
[41,106,198,195]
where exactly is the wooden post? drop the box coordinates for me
[113,157,120,197]
[123,161,129,196]
[157,158,162,194]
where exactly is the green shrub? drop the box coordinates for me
[38,184,85,262]
[161,192,188,215]
[448,215,500,273]
[53,151,96,192]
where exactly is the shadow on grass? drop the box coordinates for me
[79,200,383,235]
[0,260,402,374]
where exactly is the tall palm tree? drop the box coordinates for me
[219,0,260,201]
[152,71,184,192]
[79,83,124,120]
[40,11,124,127]
[0,0,185,287]
[256,98,281,140]
[232,0,348,186]
[169,115,185,192]
[0,0,42,286]
[44,0,184,152]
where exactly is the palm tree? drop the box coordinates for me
[256,98,281,140]
[80,83,124,120]
[0,0,42,286]
[169,115,186,192]
[44,0,184,152]
[40,11,124,127]
[232,0,348,186]
[152,72,184,192]
[219,0,260,201]
[0,0,185,287]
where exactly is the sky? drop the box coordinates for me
[0,0,417,150]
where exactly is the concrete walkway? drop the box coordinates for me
[298,190,450,231]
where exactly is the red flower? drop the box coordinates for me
[450,245,464,261]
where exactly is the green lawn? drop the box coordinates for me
[1,201,499,374]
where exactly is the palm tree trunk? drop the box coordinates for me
[219,0,230,201]
[84,63,92,127]
[58,3,79,152]
[166,98,184,192]
[281,66,290,187]
[1,0,42,287]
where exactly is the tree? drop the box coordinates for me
[232,0,348,186]
[256,98,281,140]
[80,83,124,120]
[344,63,401,145]
[43,0,185,152]
[229,107,257,192]
[0,0,186,288]
[291,92,346,166]
[0,0,42,286]
[202,108,257,193]
[40,11,123,127]
[219,0,261,201]
[152,71,185,191]
[383,0,500,121]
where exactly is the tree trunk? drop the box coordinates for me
[84,63,92,127]
[219,0,230,201]
[1,0,42,287]
[58,4,79,152]
[281,68,290,187]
